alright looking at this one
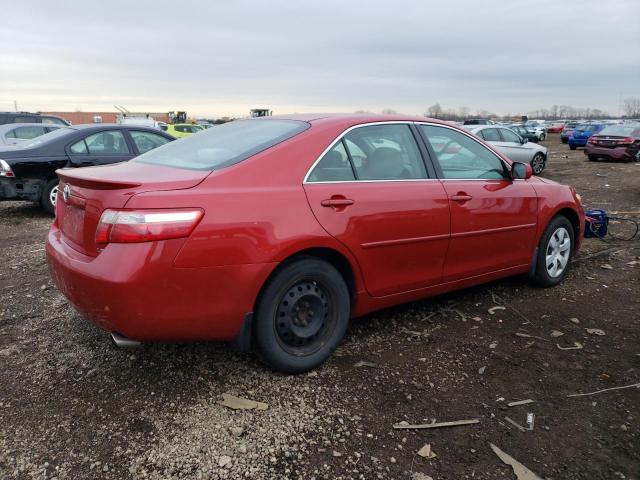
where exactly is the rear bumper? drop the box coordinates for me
[568,138,588,147]
[46,225,277,342]
[0,178,41,202]
[584,145,634,161]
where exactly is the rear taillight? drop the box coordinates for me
[0,159,15,177]
[95,208,204,245]
[587,137,598,144]
[618,137,635,145]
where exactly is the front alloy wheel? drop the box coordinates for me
[545,227,571,278]
[531,215,574,287]
[531,153,545,175]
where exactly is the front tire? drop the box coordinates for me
[539,133,546,141]
[530,153,546,175]
[40,179,59,216]
[254,257,350,373]
[531,216,574,287]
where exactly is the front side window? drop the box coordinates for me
[500,128,521,143]
[83,131,130,154]
[419,125,507,180]
[480,128,501,142]
[130,130,171,153]
[12,126,47,139]
[134,119,309,171]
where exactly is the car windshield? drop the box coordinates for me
[17,127,76,148]
[134,119,309,170]
[598,125,640,137]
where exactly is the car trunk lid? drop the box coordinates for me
[55,162,209,256]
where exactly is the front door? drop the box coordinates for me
[303,123,450,297]
[417,123,538,282]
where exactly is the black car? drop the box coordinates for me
[463,118,495,125]
[508,125,539,143]
[0,124,175,214]
[0,112,69,127]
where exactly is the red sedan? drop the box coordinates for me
[46,114,585,372]
[546,123,565,133]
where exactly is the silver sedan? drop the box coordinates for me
[0,123,62,146]
[465,125,548,175]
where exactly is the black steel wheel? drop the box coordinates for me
[254,257,350,373]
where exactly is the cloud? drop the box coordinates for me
[1,0,638,116]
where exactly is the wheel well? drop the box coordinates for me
[280,247,357,300]
[556,208,580,242]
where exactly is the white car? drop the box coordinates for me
[465,125,548,175]
[0,123,63,146]
[524,121,547,141]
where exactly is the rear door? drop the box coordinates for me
[303,123,450,297]
[417,123,538,282]
[67,129,134,167]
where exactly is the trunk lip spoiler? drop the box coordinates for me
[56,168,142,190]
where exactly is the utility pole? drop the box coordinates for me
[13,100,18,112]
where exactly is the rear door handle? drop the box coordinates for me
[451,194,472,202]
[321,198,354,207]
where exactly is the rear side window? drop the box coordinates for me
[307,124,427,182]
[11,126,47,139]
[307,141,355,182]
[134,119,309,170]
[13,116,36,123]
[480,128,501,142]
[84,131,130,154]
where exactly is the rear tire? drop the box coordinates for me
[588,155,598,161]
[540,133,546,141]
[254,257,350,373]
[40,179,59,216]
[561,138,568,144]
[569,145,577,150]
[531,216,574,287]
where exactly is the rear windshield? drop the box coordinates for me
[598,125,640,137]
[134,119,309,170]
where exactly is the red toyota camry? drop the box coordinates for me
[46,114,584,372]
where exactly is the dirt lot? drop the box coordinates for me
[1,134,638,480]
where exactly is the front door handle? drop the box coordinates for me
[321,198,355,208]
[451,194,472,202]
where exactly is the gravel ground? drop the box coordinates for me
[0,134,638,479]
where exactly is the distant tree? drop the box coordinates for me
[381,108,397,115]
[354,109,372,114]
[458,106,469,118]
[623,97,640,118]
[426,103,442,118]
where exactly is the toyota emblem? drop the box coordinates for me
[63,184,71,203]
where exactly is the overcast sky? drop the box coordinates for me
[1,0,638,118]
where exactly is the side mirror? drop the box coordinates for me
[512,162,532,180]
[521,137,528,144]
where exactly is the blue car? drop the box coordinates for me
[569,123,605,150]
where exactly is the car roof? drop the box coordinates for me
[261,113,452,130]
